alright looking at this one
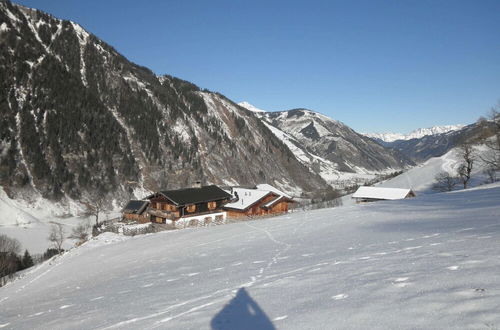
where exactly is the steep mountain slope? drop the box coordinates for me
[248,106,412,185]
[364,125,464,143]
[2,184,499,329]
[0,1,329,204]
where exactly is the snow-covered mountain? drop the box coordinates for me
[0,1,330,204]
[364,125,465,142]
[237,101,266,113]
[239,103,413,186]
[373,122,494,163]
[2,182,499,329]
[0,0,412,207]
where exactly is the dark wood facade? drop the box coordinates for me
[148,195,228,224]
[121,200,150,223]
[146,185,232,224]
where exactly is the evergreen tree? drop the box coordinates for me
[21,249,34,269]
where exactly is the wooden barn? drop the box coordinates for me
[223,186,295,218]
[145,185,232,226]
[352,186,415,203]
[121,200,150,223]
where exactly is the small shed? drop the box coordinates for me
[122,200,150,223]
[352,186,415,203]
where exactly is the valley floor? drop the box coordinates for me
[1,184,500,329]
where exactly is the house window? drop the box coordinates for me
[208,201,217,210]
[186,204,196,213]
[163,203,175,211]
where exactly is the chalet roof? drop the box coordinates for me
[223,188,276,211]
[122,200,149,214]
[153,185,232,206]
[255,184,292,198]
[352,186,414,200]
[261,195,295,209]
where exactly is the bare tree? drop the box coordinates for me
[432,171,459,192]
[48,222,65,255]
[68,221,91,246]
[478,102,500,170]
[456,142,475,189]
[484,166,498,183]
[82,198,106,226]
[0,234,21,279]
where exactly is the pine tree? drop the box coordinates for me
[21,249,34,269]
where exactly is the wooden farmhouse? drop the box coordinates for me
[145,185,232,226]
[352,186,415,203]
[121,200,150,223]
[223,186,295,218]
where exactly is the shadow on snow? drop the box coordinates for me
[211,287,275,330]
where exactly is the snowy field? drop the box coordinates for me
[378,144,491,194]
[0,188,121,254]
[1,183,499,329]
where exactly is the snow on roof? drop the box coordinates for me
[262,196,286,208]
[223,188,274,210]
[255,184,291,198]
[352,186,414,200]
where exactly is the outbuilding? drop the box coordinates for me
[121,200,150,223]
[223,186,295,218]
[352,186,415,203]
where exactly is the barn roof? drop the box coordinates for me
[352,186,414,200]
[151,185,232,206]
[223,188,276,211]
[255,184,292,198]
[122,200,149,214]
[261,195,294,209]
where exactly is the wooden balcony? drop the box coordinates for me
[147,208,179,220]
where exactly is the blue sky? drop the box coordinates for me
[15,0,500,133]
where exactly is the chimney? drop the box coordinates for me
[193,181,202,188]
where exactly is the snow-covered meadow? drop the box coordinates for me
[1,183,499,329]
[0,188,122,254]
[378,143,493,194]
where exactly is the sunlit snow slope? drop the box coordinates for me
[1,184,500,329]
[378,144,490,193]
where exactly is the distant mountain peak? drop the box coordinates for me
[364,125,465,142]
[238,101,266,113]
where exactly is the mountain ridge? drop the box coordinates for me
[364,125,465,143]
[237,103,412,187]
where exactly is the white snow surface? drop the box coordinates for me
[223,188,271,210]
[1,184,500,329]
[0,187,121,254]
[365,125,465,142]
[378,143,491,194]
[256,184,291,199]
[237,101,266,113]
